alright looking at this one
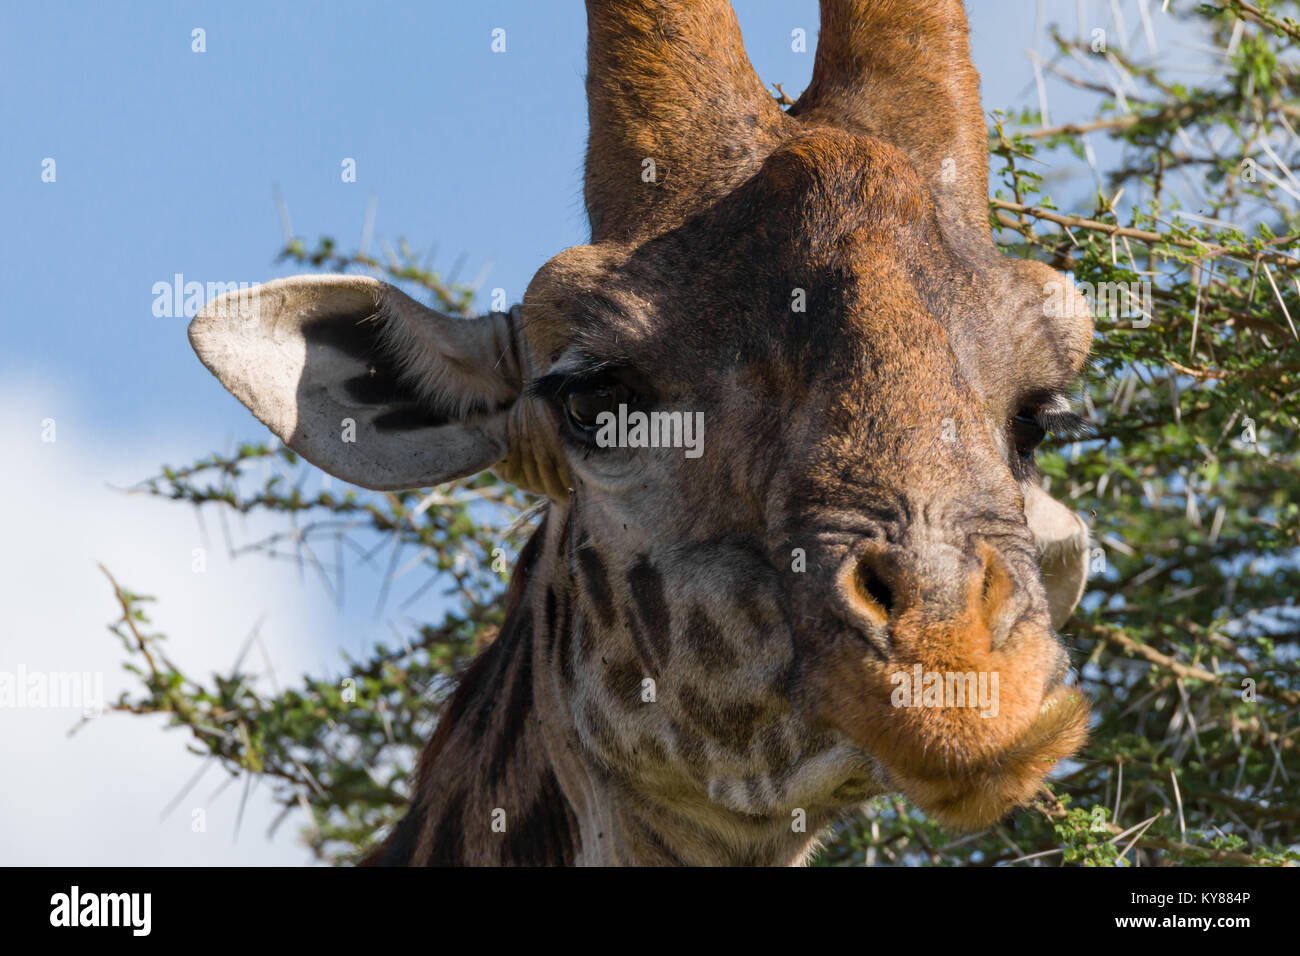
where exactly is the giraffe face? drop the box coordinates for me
[190,1,1098,843]
[190,135,1093,834]
[507,130,1094,828]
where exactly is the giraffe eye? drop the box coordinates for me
[565,383,629,434]
[1009,399,1091,463]
[1011,410,1047,459]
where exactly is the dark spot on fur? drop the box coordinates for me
[685,606,739,671]
[622,610,662,677]
[627,555,671,661]
[544,587,558,647]
[555,589,576,687]
[504,770,576,866]
[422,793,466,866]
[368,799,425,866]
[488,618,534,785]
[679,685,778,753]
[668,718,708,770]
[759,725,794,777]
[577,543,617,628]
[603,657,646,709]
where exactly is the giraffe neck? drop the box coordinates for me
[366,507,827,866]
[363,518,578,866]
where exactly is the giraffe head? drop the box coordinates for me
[191,0,1092,848]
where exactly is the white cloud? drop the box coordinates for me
[0,381,349,865]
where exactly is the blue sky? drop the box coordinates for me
[1,1,1184,864]
[2,0,1123,452]
[1,0,1125,447]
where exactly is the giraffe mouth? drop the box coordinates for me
[883,685,1089,830]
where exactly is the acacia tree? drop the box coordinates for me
[100,0,1299,865]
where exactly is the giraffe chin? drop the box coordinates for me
[884,687,1090,830]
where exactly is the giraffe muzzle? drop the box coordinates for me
[821,535,1090,828]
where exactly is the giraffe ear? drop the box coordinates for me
[1024,484,1090,630]
[188,274,523,491]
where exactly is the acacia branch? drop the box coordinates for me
[1081,622,1300,707]
[992,200,1300,266]
[1227,0,1300,42]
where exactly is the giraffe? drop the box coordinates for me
[190,0,1096,866]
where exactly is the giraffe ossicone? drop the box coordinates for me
[191,0,1094,866]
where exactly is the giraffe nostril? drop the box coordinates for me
[840,544,900,631]
[835,548,894,658]
[857,563,894,616]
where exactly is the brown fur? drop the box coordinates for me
[364,0,1094,864]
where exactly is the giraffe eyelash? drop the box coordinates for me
[1017,391,1094,441]
[1037,408,1093,440]
[527,364,622,401]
